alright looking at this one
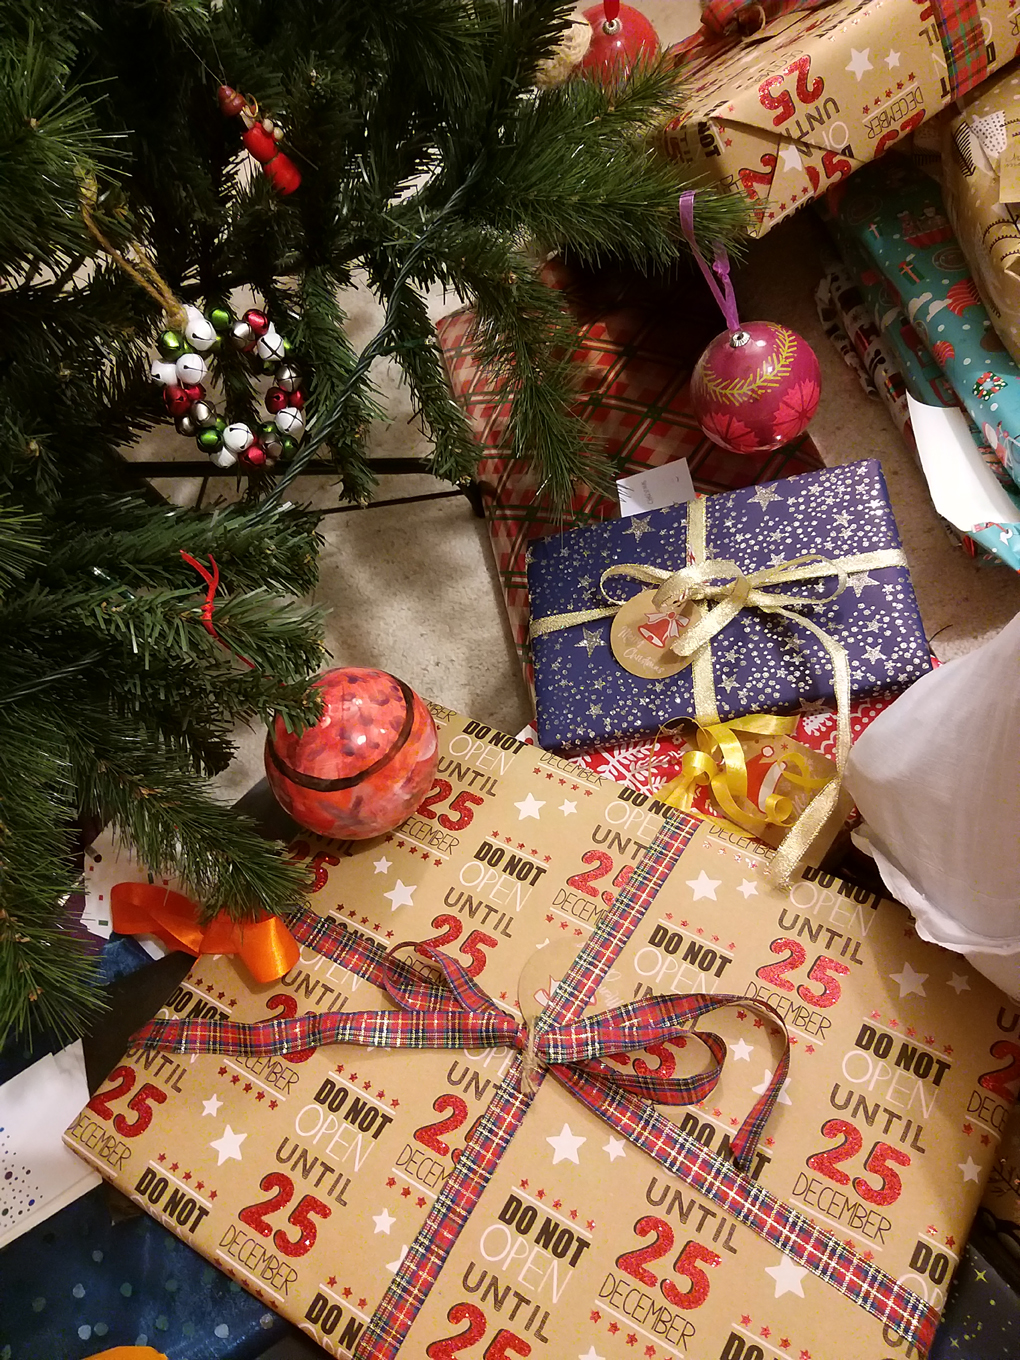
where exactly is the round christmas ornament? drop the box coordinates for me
[680,191,821,455]
[578,1,659,80]
[264,667,439,840]
[534,9,593,87]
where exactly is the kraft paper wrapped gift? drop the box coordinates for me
[64,707,1016,1359]
[663,0,1016,237]
[527,460,931,752]
[436,265,822,678]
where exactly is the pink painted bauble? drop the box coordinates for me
[579,3,658,80]
[690,322,822,455]
[265,667,439,840]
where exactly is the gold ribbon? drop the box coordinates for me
[530,498,906,882]
[654,713,831,839]
[111,881,300,984]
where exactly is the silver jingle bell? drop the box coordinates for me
[274,362,302,393]
[175,414,197,437]
[229,321,254,350]
[191,400,219,427]
[261,434,284,459]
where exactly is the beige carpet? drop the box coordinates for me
[131,0,1020,803]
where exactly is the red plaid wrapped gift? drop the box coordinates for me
[436,262,823,681]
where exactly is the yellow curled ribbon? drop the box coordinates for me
[530,498,906,883]
[654,714,832,840]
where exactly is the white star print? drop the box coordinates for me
[603,1137,627,1162]
[750,485,782,511]
[736,879,758,899]
[373,1208,396,1234]
[889,961,928,998]
[201,1094,223,1118]
[959,1157,981,1183]
[576,627,604,658]
[209,1124,247,1166]
[884,48,901,68]
[560,800,577,816]
[687,869,722,901]
[765,1255,808,1298]
[547,1123,586,1165]
[778,143,803,172]
[579,1348,606,1360]
[847,571,878,596]
[863,645,886,663]
[753,1070,792,1105]
[846,48,873,80]
[947,973,971,995]
[515,793,545,820]
[383,879,417,911]
[373,855,392,875]
[623,517,653,542]
[386,1244,409,1272]
[730,1039,755,1062]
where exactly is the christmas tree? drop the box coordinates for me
[0,0,744,1046]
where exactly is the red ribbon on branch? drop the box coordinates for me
[180,550,254,668]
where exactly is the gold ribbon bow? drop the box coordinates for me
[530,498,906,882]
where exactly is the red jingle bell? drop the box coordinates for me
[286,389,304,409]
[182,382,205,405]
[579,1,658,80]
[243,309,270,337]
[242,442,267,468]
[265,387,288,414]
[265,667,439,840]
[242,124,277,165]
[163,385,192,417]
[262,151,301,196]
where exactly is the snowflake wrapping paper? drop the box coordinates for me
[527,460,931,752]
[64,707,1015,1359]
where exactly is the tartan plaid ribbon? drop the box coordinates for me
[133,810,938,1355]
[135,934,788,1171]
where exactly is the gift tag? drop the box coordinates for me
[609,587,700,678]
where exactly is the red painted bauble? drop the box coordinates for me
[690,322,822,455]
[242,124,277,164]
[265,667,439,840]
[263,152,302,196]
[244,309,270,337]
[265,387,288,414]
[579,3,658,80]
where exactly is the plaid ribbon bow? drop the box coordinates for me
[136,937,789,1172]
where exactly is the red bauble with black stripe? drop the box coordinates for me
[265,667,438,839]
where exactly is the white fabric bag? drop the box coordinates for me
[845,611,1020,999]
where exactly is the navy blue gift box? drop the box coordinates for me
[527,460,931,751]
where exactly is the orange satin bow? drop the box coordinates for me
[110,881,299,984]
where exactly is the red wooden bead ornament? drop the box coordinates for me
[219,87,302,196]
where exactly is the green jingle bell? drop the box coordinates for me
[209,306,233,333]
[158,330,185,360]
[279,434,298,458]
[196,427,223,453]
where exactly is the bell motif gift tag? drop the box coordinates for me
[610,589,702,678]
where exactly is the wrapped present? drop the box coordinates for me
[662,0,1016,238]
[821,164,1020,570]
[944,63,1020,372]
[65,707,1018,1359]
[436,265,823,679]
[527,459,931,753]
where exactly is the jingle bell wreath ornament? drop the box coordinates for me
[265,667,439,840]
[148,302,309,471]
[680,192,822,455]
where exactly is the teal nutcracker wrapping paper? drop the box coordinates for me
[63,707,1018,1359]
